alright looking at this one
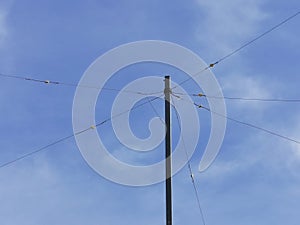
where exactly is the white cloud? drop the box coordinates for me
[219,72,273,115]
[0,8,8,46]
[287,119,300,161]
[0,0,13,45]
[198,159,242,181]
[221,73,270,98]
[196,0,268,57]
[292,143,300,158]
[0,2,13,70]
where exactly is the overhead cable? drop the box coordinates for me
[0,73,162,96]
[171,96,207,225]
[194,103,300,145]
[213,11,300,65]
[173,92,300,103]
[0,96,163,169]
[172,11,300,89]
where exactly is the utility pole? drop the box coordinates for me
[164,76,172,225]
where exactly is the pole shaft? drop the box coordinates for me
[164,76,172,225]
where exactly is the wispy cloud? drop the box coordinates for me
[195,0,268,58]
[219,72,274,116]
[194,0,274,117]
[287,119,300,162]
[0,5,9,46]
[0,1,13,70]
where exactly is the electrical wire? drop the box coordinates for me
[0,73,163,96]
[193,103,300,145]
[1,11,299,97]
[213,11,300,65]
[172,93,300,145]
[207,96,300,103]
[171,11,300,90]
[171,95,207,225]
[172,66,211,90]
[173,92,300,103]
[0,126,95,169]
[147,94,207,225]
[146,96,165,124]
[1,11,299,169]
[0,95,163,169]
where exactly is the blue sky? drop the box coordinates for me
[0,0,300,224]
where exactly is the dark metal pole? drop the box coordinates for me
[164,76,172,225]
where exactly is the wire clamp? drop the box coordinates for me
[209,61,219,68]
[164,87,172,96]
